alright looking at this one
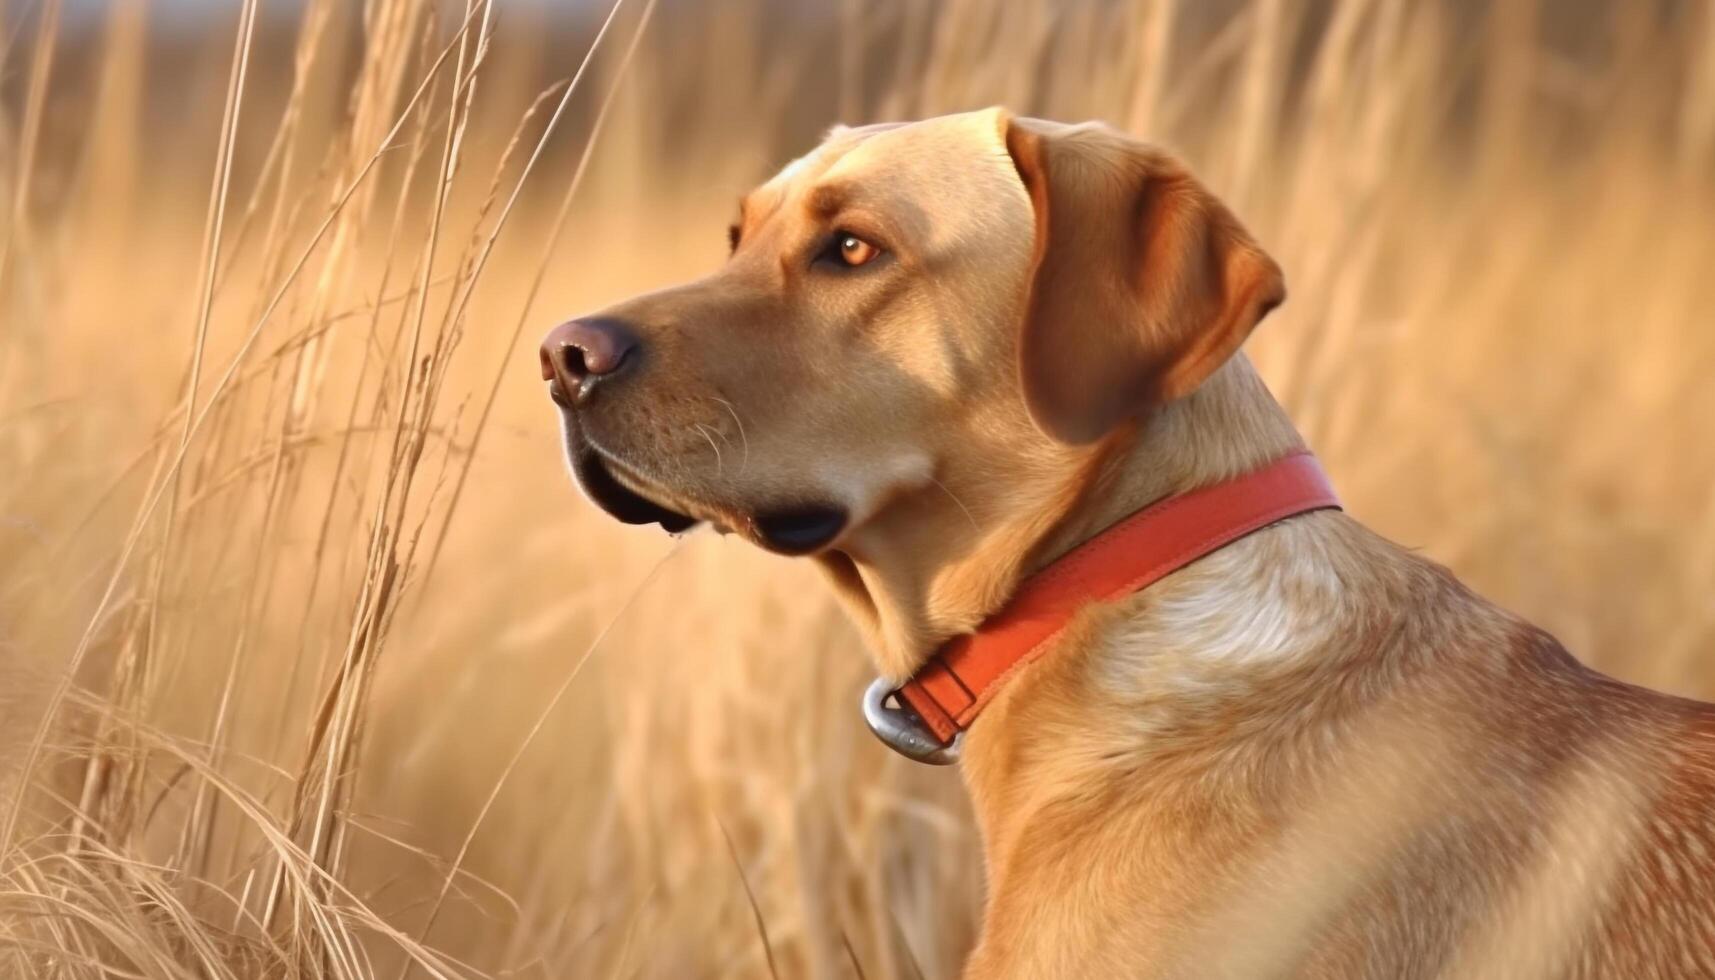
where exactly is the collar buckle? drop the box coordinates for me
[862,677,962,765]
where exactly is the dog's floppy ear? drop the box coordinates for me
[1002,115,1286,444]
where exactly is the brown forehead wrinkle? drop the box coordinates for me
[737,133,883,241]
[753,132,877,216]
[806,183,850,220]
[805,177,932,248]
[808,179,909,226]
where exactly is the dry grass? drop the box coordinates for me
[1,0,1712,976]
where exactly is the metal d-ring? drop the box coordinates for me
[862,677,962,766]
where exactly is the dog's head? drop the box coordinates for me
[541,107,1282,583]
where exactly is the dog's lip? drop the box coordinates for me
[747,505,848,556]
[569,439,700,534]
[583,448,854,554]
[558,420,850,554]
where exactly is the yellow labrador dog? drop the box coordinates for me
[539,109,1715,978]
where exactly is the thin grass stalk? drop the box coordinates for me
[63,0,260,862]
[0,0,58,325]
[298,0,494,890]
[274,14,499,961]
[150,1,264,871]
[1,0,488,862]
[402,543,681,975]
[273,8,447,782]
[414,0,642,600]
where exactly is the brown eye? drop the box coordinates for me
[834,233,878,268]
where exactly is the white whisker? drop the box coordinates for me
[712,397,750,471]
[928,476,980,534]
[693,423,724,476]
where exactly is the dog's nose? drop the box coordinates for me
[539,317,640,399]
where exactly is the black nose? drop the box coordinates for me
[539,317,640,401]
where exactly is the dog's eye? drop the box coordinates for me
[836,233,878,267]
[821,231,880,269]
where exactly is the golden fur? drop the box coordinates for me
[548,108,1715,977]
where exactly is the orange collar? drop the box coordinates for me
[867,452,1340,764]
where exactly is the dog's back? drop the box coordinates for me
[966,514,1715,978]
[1293,616,1715,979]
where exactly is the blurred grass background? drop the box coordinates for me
[1,0,1713,976]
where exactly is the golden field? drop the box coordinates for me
[1,0,1713,976]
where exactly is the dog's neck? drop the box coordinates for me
[1027,356,1309,586]
[818,353,1307,681]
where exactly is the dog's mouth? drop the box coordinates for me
[569,447,700,534]
[746,506,848,556]
[559,416,850,554]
